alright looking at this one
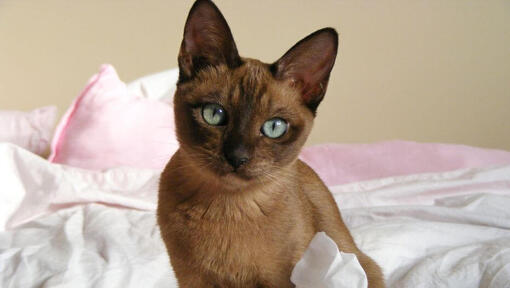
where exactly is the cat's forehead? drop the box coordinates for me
[229,60,270,105]
[191,59,300,110]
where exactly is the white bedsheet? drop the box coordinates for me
[1,143,509,287]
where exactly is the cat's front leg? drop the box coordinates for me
[256,283,294,288]
[173,270,214,288]
[255,282,294,288]
[169,258,214,288]
[255,270,295,288]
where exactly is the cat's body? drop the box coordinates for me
[159,150,383,287]
[157,1,385,287]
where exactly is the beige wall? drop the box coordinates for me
[1,0,509,150]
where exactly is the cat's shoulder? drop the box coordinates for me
[294,159,337,208]
[295,159,328,189]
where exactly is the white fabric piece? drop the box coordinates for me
[0,106,57,155]
[1,143,510,287]
[126,69,179,101]
[291,232,367,288]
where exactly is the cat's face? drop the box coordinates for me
[173,0,338,185]
[174,60,312,183]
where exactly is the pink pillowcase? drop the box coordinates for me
[0,106,57,156]
[49,64,178,170]
[300,141,510,186]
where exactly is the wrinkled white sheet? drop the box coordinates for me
[1,143,510,287]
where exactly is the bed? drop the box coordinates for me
[1,65,510,287]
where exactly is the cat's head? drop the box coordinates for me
[173,0,338,186]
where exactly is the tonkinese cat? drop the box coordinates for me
[157,0,385,287]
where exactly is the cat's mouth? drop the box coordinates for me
[216,162,255,183]
[223,171,251,183]
[222,166,253,180]
[192,153,256,184]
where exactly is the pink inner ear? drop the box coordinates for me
[184,17,211,58]
[284,71,322,105]
[185,27,199,54]
[296,60,331,104]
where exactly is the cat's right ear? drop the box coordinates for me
[178,0,241,82]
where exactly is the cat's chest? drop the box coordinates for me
[176,208,276,282]
[171,198,292,272]
[174,199,275,252]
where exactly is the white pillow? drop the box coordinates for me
[0,106,58,156]
[126,68,179,101]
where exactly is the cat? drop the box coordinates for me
[157,0,385,287]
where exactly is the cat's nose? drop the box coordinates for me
[224,147,250,169]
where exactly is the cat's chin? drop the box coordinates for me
[220,171,254,187]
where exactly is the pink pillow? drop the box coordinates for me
[49,64,178,170]
[0,106,57,156]
[300,141,510,186]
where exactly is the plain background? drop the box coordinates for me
[0,0,508,149]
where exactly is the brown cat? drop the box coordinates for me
[157,0,385,287]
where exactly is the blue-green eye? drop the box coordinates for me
[261,118,288,139]
[202,103,227,126]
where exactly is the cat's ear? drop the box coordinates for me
[178,0,241,82]
[271,28,338,113]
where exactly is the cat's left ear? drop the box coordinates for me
[271,28,338,113]
[178,0,241,82]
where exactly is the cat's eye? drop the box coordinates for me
[202,103,227,126]
[261,118,288,139]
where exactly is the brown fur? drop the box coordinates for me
[157,1,385,287]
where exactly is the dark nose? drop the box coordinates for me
[224,147,250,170]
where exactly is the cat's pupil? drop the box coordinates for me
[202,103,227,126]
[261,118,288,139]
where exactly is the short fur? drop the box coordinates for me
[157,0,385,287]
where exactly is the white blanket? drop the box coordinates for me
[1,143,509,287]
